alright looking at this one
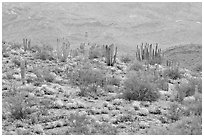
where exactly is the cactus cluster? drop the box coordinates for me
[23,38,31,51]
[57,38,70,62]
[105,44,117,66]
[136,43,162,63]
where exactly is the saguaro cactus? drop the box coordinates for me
[20,58,26,85]
[105,44,117,66]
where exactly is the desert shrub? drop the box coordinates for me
[128,61,144,71]
[42,69,55,82]
[122,71,160,102]
[10,43,22,49]
[4,91,38,120]
[120,54,133,63]
[64,112,117,135]
[188,77,202,93]
[35,50,54,60]
[33,67,55,82]
[106,75,121,87]
[167,102,184,122]
[68,64,106,97]
[12,58,21,67]
[148,56,163,65]
[6,72,15,79]
[162,67,183,80]
[155,77,169,91]
[147,116,202,135]
[88,48,102,59]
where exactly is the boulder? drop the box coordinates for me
[33,124,44,134]
[41,85,58,95]
[138,108,149,116]
[132,101,141,110]
[53,99,64,108]
[139,121,150,129]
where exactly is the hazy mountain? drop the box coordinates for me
[2,2,202,53]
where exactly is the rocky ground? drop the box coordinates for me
[2,41,202,135]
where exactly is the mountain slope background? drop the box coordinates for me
[2,2,202,54]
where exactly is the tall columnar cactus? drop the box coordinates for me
[135,43,162,64]
[20,58,26,85]
[105,44,117,66]
[23,38,31,51]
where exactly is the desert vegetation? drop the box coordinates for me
[2,39,202,135]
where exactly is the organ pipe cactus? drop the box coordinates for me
[105,44,117,66]
[23,38,31,51]
[135,43,162,64]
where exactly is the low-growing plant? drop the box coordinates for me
[162,67,183,80]
[149,56,163,65]
[167,102,184,122]
[120,54,133,63]
[68,63,106,97]
[147,116,202,135]
[188,77,202,93]
[4,91,37,120]
[11,43,22,50]
[155,77,169,91]
[106,75,121,87]
[122,71,160,102]
[12,58,21,67]
[64,112,117,135]
[88,47,102,59]
[128,61,144,71]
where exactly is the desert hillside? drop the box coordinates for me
[2,2,202,135]
[163,44,202,71]
[2,2,202,53]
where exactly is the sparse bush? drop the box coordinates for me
[128,61,144,71]
[4,91,37,120]
[147,116,202,135]
[162,67,183,80]
[175,81,196,102]
[12,58,21,67]
[155,77,169,91]
[122,71,160,102]
[88,48,102,59]
[10,43,22,49]
[64,112,117,135]
[106,75,121,86]
[167,102,184,122]
[35,50,54,60]
[148,56,163,65]
[69,63,106,97]
[188,77,202,93]
[42,69,55,82]
[120,54,133,63]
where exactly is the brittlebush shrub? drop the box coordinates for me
[162,67,183,80]
[128,61,144,71]
[69,63,106,96]
[122,71,160,101]
[120,54,133,63]
[64,112,117,135]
